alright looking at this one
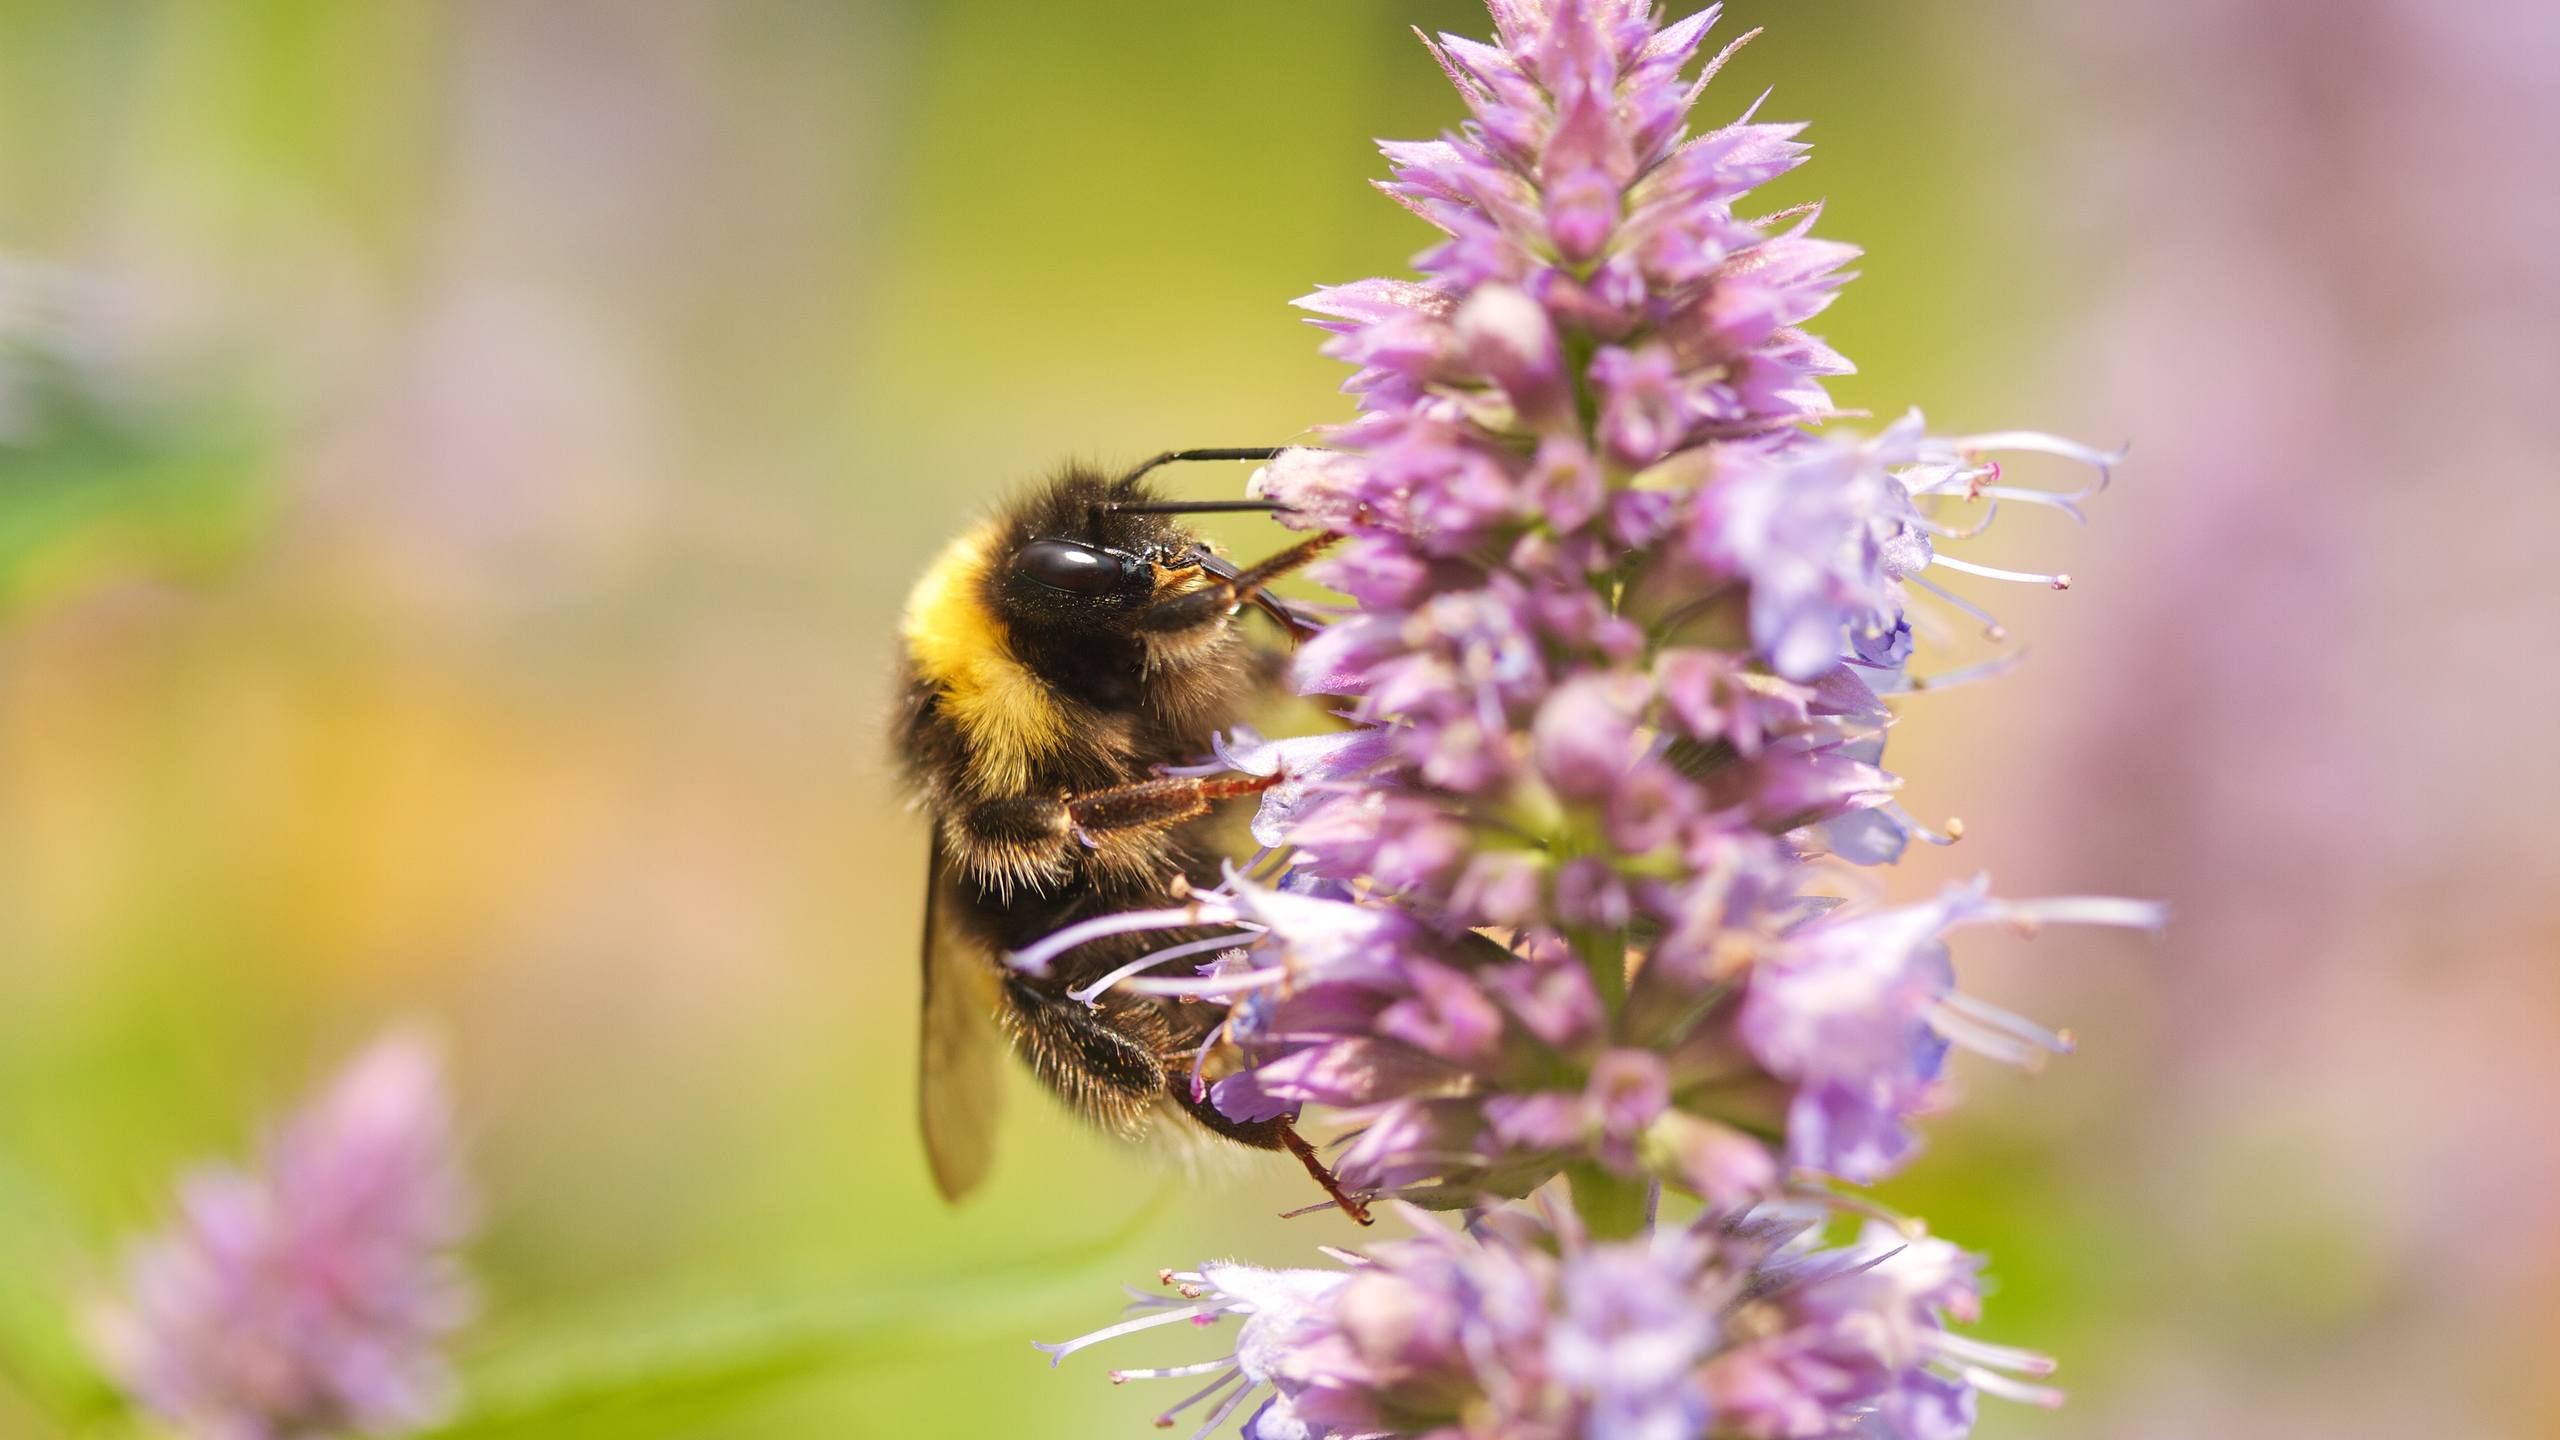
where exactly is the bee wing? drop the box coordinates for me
[919,834,1002,1202]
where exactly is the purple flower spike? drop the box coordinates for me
[88,1031,476,1440]
[1024,3,2149,1434]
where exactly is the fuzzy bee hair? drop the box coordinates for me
[892,460,1364,1221]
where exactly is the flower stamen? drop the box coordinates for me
[1931,554,2072,590]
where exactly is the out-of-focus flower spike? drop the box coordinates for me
[88,1030,475,1440]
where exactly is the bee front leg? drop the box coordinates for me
[1138,534,1338,638]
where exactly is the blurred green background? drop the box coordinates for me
[3,2,2554,1437]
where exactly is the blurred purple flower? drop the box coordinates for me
[88,1031,476,1440]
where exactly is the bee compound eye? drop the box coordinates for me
[1011,539,1127,596]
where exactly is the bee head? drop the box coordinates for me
[993,471,1216,636]
[943,453,1318,699]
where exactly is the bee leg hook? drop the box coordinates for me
[1277,1124,1375,1226]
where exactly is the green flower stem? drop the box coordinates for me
[1567,1164,1651,1241]
[1569,926,1628,1016]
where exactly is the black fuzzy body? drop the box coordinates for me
[896,468,1288,1151]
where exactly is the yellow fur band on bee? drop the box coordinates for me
[898,524,1069,793]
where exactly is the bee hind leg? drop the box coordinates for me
[998,973,1166,1141]
[1168,1082,1374,1227]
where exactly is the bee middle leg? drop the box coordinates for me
[956,771,1279,887]
[962,772,1278,849]
[1063,771,1280,841]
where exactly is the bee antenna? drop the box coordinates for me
[1091,447,1293,540]
[1109,447,1287,494]
[1107,499,1291,516]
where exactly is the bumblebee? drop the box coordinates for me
[893,448,1370,1222]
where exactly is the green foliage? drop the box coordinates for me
[427,1243,1146,1440]
[0,1155,119,1431]
[0,338,267,615]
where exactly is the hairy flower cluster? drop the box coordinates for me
[1021,3,2154,1436]
[87,1033,476,1440]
